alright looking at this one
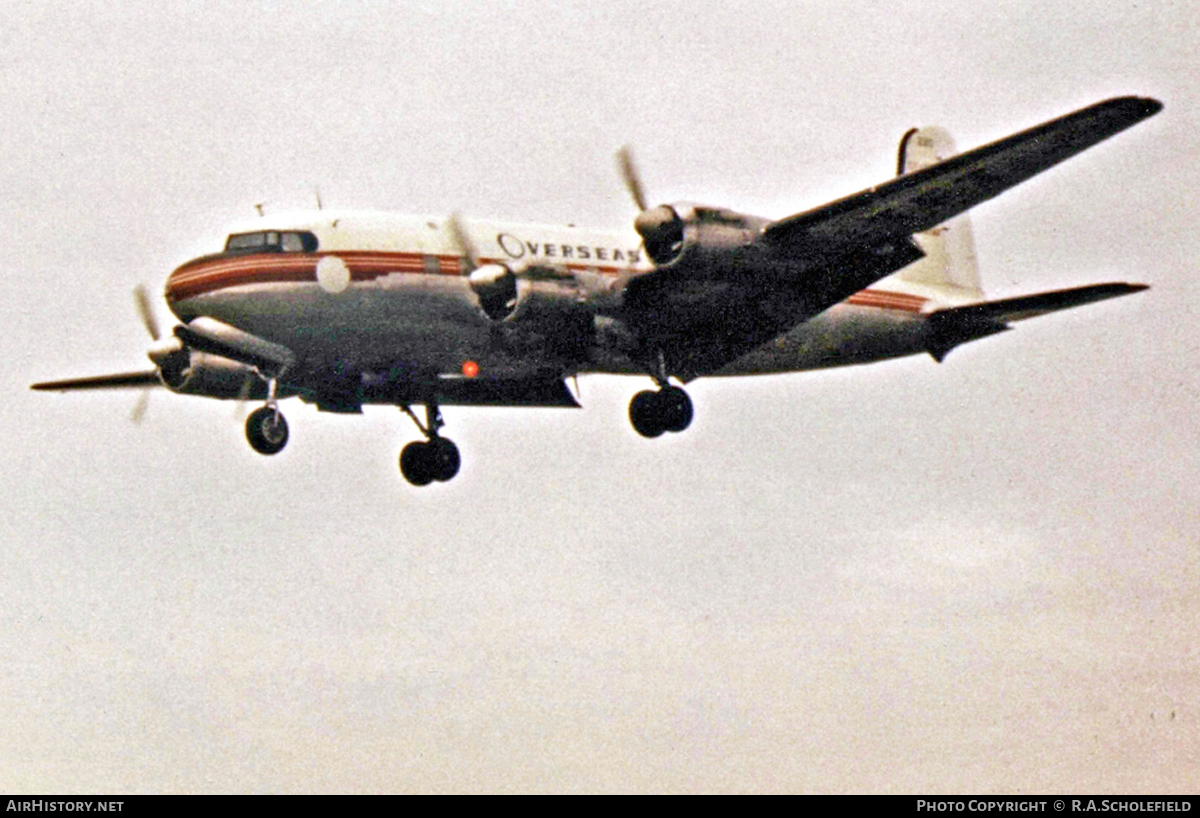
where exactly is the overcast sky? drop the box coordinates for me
[2,0,1197,793]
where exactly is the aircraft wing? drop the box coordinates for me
[628,97,1160,379]
[31,371,161,391]
[924,281,1148,361]
[762,96,1162,257]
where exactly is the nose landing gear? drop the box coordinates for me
[245,375,289,455]
[245,405,289,454]
[399,403,461,486]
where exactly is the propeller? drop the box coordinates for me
[134,283,161,342]
[136,285,262,421]
[615,146,684,264]
[446,213,519,319]
[131,284,166,422]
[231,370,256,421]
[447,212,481,275]
[129,389,151,424]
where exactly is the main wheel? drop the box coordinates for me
[246,406,289,455]
[629,390,665,438]
[658,386,694,433]
[400,441,435,486]
[429,438,461,482]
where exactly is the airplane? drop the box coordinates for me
[32,96,1161,486]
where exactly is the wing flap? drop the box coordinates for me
[431,376,581,407]
[763,97,1162,256]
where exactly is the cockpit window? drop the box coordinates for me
[280,232,307,252]
[224,231,318,253]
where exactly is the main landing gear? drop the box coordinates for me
[245,376,289,455]
[399,404,461,486]
[629,384,693,438]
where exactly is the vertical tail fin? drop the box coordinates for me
[893,127,984,298]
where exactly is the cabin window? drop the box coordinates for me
[224,230,319,254]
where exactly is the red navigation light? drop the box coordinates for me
[462,360,480,378]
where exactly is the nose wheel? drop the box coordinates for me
[399,403,461,486]
[629,385,693,438]
[244,374,289,455]
[245,405,289,455]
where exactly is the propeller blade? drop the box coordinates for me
[616,146,648,212]
[130,389,150,424]
[232,371,256,420]
[446,212,480,274]
[133,284,161,341]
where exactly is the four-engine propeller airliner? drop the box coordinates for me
[33,97,1161,486]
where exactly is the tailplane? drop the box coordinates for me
[924,282,1147,361]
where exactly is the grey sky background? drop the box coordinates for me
[2,0,1197,793]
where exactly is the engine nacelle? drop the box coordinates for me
[505,276,589,325]
[468,263,519,320]
[469,262,598,326]
[635,203,768,272]
[150,339,265,399]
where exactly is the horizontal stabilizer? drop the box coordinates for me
[31,371,161,391]
[925,282,1147,361]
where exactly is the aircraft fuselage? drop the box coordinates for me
[166,210,945,389]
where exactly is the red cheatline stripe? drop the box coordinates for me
[846,289,928,312]
[170,252,430,283]
[848,296,924,307]
[850,288,926,302]
[166,251,636,300]
[172,251,636,280]
[169,270,313,300]
[167,253,931,308]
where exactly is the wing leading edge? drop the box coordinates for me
[31,371,162,391]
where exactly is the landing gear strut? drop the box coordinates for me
[629,385,693,438]
[245,376,289,455]
[399,403,461,486]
